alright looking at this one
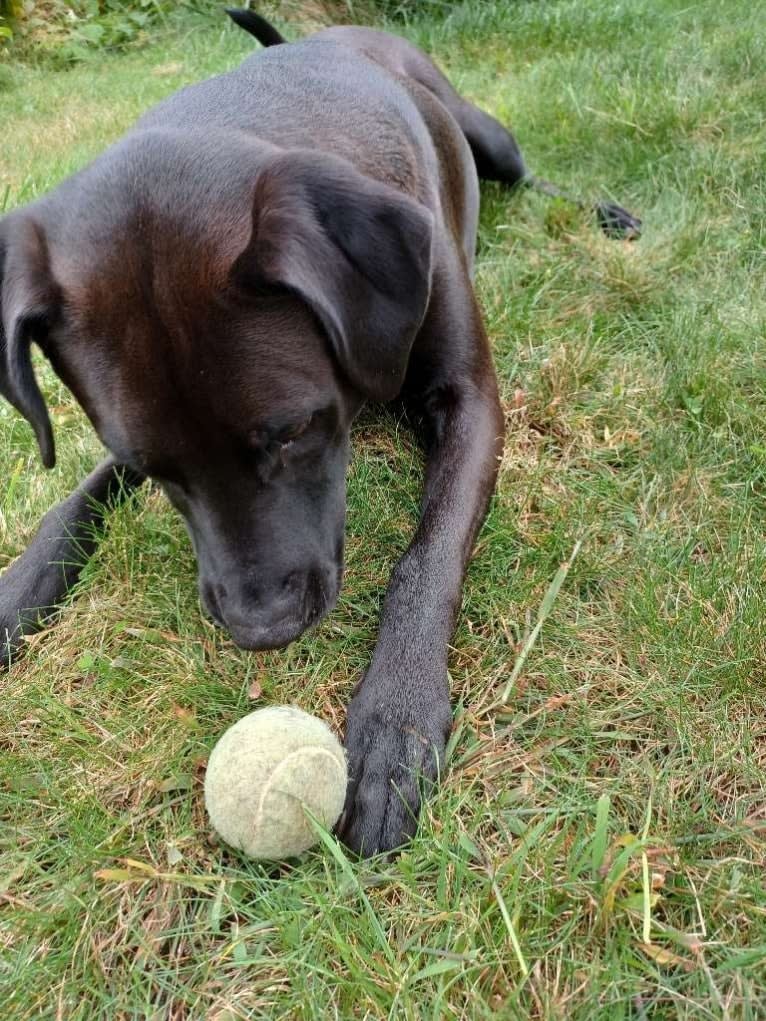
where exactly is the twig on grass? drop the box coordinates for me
[482,538,583,716]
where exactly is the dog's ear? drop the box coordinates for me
[0,215,57,468]
[232,150,434,402]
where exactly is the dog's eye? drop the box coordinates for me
[244,413,317,464]
[277,414,314,448]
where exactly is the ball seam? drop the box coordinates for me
[254,746,347,845]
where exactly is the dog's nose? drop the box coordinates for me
[200,566,338,650]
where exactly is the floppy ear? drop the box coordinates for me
[231,150,434,402]
[0,215,57,468]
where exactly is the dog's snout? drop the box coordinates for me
[199,564,339,651]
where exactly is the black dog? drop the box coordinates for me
[0,9,639,855]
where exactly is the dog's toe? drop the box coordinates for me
[595,201,642,240]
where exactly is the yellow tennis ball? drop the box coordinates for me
[204,706,347,860]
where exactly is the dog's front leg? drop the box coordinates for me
[339,277,504,856]
[0,457,145,667]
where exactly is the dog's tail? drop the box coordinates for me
[525,176,642,240]
[226,8,286,47]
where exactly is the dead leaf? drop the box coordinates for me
[153,62,184,77]
[159,630,184,644]
[638,942,696,972]
[166,844,183,867]
[543,693,574,710]
[158,774,193,793]
[172,704,197,728]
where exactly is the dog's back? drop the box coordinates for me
[136,36,444,205]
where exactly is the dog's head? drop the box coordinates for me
[0,132,433,649]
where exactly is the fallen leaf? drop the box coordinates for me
[172,704,197,727]
[94,868,139,882]
[153,62,184,77]
[543,693,574,710]
[638,942,695,972]
[166,844,183,867]
[159,630,184,644]
[158,773,193,793]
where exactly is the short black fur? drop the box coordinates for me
[0,8,643,856]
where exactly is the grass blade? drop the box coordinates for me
[592,793,611,877]
[497,539,582,706]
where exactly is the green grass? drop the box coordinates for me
[2,1,766,1017]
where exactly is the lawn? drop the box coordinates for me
[1,0,765,1017]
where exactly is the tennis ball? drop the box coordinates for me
[204,706,348,860]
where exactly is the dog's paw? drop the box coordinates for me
[0,591,36,671]
[0,621,20,670]
[337,675,452,857]
[595,201,642,240]
[0,593,17,670]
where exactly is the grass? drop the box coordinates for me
[1,0,766,1016]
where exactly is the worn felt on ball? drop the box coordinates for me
[204,706,348,860]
